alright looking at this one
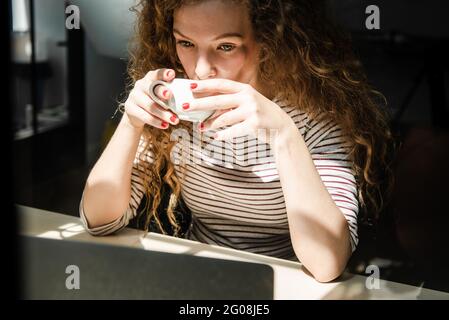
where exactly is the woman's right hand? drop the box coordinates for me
[123,68,179,130]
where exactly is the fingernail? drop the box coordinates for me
[161,121,168,128]
[163,89,168,97]
[198,122,205,131]
[167,70,173,77]
[182,103,190,110]
[170,114,178,123]
[190,83,198,90]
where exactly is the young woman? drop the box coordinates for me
[80,0,393,282]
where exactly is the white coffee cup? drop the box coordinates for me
[148,78,214,123]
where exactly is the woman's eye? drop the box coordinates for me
[177,40,193,48]
[218,44,235,52]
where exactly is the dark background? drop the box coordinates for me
[8,0,449,293]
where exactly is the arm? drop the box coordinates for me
[81,68,179,230]
[273,118,354,282]
[82,114,143,228]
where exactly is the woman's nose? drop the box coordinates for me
[195,56,216,79]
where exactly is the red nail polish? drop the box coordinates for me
[190,83,198,90]
[170,114,177,123]
[199,122,204,130]
[161,121,168,128]
[182,103,190,110]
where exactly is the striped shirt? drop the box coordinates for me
[80,99,359,261]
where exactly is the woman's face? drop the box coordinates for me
[173,0,262,89]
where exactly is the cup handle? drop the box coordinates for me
[148,80,171,110]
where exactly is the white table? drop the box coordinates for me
[17,205,449,300]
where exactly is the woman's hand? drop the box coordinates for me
[187,79,295,145]
[123,68,180,130]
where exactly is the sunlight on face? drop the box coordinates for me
[173,0,261,87]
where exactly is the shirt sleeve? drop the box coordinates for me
[79,134,153,236]
[300,114,360,253]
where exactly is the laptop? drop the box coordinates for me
[19,235,274,299]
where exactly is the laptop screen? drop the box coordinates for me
[19,235,274,299]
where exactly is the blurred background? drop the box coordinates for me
[8,0,449,293]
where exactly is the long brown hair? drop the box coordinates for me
[125,0,395,235]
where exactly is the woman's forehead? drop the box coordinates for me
[173,0,251,39]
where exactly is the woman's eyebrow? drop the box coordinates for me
[173,28,243,40]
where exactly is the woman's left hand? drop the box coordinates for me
[187,79,295,145]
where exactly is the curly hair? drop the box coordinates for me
[124,0,396,235]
